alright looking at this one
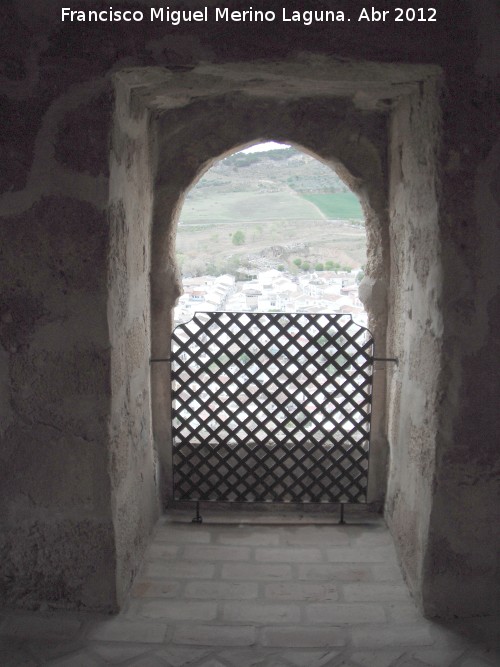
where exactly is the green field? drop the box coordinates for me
[180,191,363,224]
[180,191,325,223]
[300,192,363,220]
[176,147,366,276]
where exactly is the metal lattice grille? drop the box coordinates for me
[171,312,373,504]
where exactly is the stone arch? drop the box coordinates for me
[147,96,390,506]
[109,59,444,608]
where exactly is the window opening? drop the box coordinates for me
[175,142,367,327]
[171,143,373,521]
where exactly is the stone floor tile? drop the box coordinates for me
[3,655,37,667]
[223,601,300,624]
[406,648,465,666]
[349,526,394,546]
[297,563,372,582]
[370,563,405,581]
[427,622,473,649]
[349,650,403,667]
[0,511,495,667]
[385,602,425,625]
[86,618,167,643]
[255,547,323,563]
[215,530,281,546]
[282,649,342,667]
[279,526,350,546]
[144,561,215,579]
[261,626,347,647]
[173,624,256,646]
[154,646,212,666]
[343,583,411,602]
[131,580,181,599]
[185,581,259,600]
[144,600,217,622]
[306,602,386,624]
[48,653,102,666]
[217,647,284,666]
[474,651,500,665]
[155,525,212,544]
[433,617,500,652]
[23,640,88,662]
[0,614,82,641]
[183,545,251,561]
[326,546,397,563]
[265,582,338,602]
[351,624,434,648]
[222,563,292,581]
[125,656,167,667]
[134,600,217,621]
[460,657,500,667]
[147,544,181,560]
[91,643,149,662]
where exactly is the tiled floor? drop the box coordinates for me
[1,507,498,666]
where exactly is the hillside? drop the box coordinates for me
[190,147,351,195]
[177,147,366,276]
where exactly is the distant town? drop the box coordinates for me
[174,267,367,329]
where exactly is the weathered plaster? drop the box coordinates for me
[0,0,498,618]
[423,124,500,617]
[108,79,159,606]
[385,79,444,607]
[0,196,113,610]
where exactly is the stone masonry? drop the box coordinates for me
[0,509,498,666]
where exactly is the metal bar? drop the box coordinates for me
[373,357,398,365]
[339,503,345,525]
[192,501,203,524]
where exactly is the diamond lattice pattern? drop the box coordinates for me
[171,312,373,503]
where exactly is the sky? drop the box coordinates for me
[241,141,290,153]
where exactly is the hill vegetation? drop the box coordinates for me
[177,146,366,277]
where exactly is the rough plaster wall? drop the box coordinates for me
[0,0,498,617]
[387,34,500,616]
[108,81,159,606]
[385,81,443,610]
[422,19,500,617]
[0,79,116,609]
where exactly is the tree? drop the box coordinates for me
[325,260,341,271]
[232,230,245,246]
[302,261,311,271]
[315,262,324,271]
[293,258,302,267]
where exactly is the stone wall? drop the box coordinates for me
[0,0,498,616]
[385,14,500,617]
[108,78,160,606]
[0,81,116,609]
[423,43,500,617]
[385,79,443,609]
